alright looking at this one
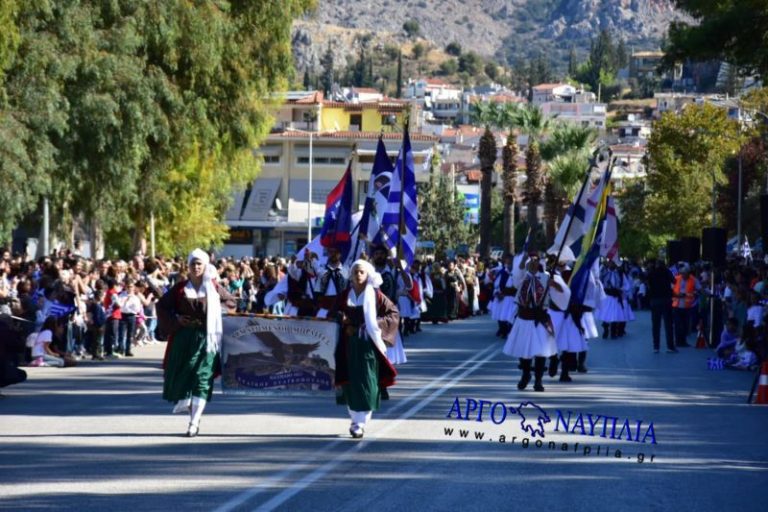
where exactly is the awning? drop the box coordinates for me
[225,177,281,222]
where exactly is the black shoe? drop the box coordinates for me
[533,382,545,392]
[548,355,559,378]
[517,374,531,390]
[677,342,691,347]
[559,374,572,383]
[125,352,134,357]
[577,365,588,373]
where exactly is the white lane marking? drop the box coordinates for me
[251,347,502,512]
[212,342,501,512]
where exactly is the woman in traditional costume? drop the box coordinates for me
[158,249,233,437]
[334,259,399,438]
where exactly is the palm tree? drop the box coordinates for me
[540,123,597,244]
[501,131,519,254]
[514,105,552,243]
[471,101,499,259]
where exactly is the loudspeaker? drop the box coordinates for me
[702,227,727,266]
[761,194,768,245]
[681,236,700,263]
[666,240,683,265]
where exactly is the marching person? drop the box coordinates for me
[409,260,431,333]
[503,253,570,392]
[316,247,349,319]
[598,259,626,339]
[492,254,516,338]
[158,249,234,437]
[285,250,319,317]
[334,259,399,439]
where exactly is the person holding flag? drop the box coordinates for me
[317,162,354,318]
[503,253,570,392]
[285,251,319,317]
[316,247,349,319]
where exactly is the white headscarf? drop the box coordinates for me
[350,259,385,353]
[188,249,223,354]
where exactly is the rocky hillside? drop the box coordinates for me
[292,0,688,74]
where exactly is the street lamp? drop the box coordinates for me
[307,130,313,242]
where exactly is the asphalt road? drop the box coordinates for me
[1,311,767,511]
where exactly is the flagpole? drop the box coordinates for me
[540,147,612,305]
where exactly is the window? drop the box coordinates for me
[297,156,347,165]
[263,155,280,164]
[350,114,362,128]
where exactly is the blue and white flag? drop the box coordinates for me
[381,130,419,268]
[358,137,393,243]
[553,167,612,260]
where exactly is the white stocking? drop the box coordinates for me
[347,407,372,427]
[190,396,207,427]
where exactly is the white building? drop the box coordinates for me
[533,83,607,129]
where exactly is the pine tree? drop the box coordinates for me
[568,48,577,78]
[321,42,335,97]
[396,50,403,98]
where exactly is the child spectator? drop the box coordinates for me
[29,317,65,367]
[87,290,107,360]
[716,317,740,359]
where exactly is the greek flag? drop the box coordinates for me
[358,137,393,243]
[381,129,418,268]
[553,167,612,260]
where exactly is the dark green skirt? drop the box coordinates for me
[336,333,381,412]
[163,327,219,402]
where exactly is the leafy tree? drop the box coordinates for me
[484,62,499,82]
[420,152,475,259]
[0,1,68,245]
[663,1,768,81]
[0,0,315,253]
[403,19,420,38]
[574,29,618,99]
[458,51,483,76]
[617,181,658,259]
[645,103,744,238]
[445,41,462,56]
[0,0,19,80]
[438,59,458,76]
[412,42,426,60]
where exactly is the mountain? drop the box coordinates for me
[292,0,689,75]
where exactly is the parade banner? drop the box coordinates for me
[221,315,339,396]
